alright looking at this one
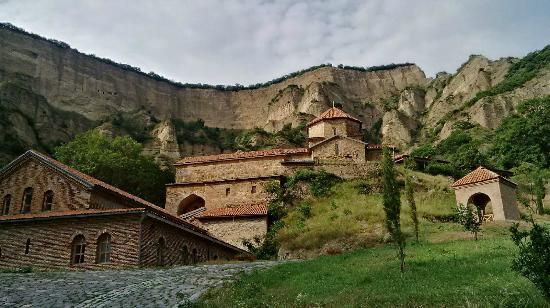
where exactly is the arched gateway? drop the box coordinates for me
[451,166,520,221]
[177,194,205,216]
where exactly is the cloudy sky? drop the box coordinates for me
[1,0,549,85]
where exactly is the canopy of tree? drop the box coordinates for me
[54,130,173,206]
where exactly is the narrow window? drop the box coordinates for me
[25,238,31,255]
[335,143,339,156]
[2,195,11,215]
[181,245,189,264]
[71,235,86,265]
[333,127,337,136]
[0,246,2,258]
[157,237,166,266]
[42,190,54,211]
[225,188,230,196]
[21,188,33,213]
[192,248,197,264]
[251,186,257,194]
[96,233,112,264]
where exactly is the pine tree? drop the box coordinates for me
[534,174,546,215]
[405,174,419,242]
[382,147,406,272]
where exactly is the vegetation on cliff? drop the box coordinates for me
[54,130,173,206]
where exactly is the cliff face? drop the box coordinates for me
[0,25,548,165]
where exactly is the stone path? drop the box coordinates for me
[0,261,282,307]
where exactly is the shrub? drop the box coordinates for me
[510,222,550,299]
[456,204,481,240]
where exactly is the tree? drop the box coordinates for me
[382,147,406,272]
[405,174,419,242]
[510,222,550,299]
[456,204,481,240]
[534,174,546,215]
[54,130,173,206]
[490,96,550,169]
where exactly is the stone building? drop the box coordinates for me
[451,166,520,221]
[166,107,384,249]
[0,150,246,270]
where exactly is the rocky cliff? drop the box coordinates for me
[1,24,548,166]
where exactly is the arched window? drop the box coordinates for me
[25,238,31,255]
[21,188,33,213]
[2,194,11,215]
[181,245,189,265]
[157,237,166,266]
[333,127,337,136]
[42,190,54,211]
[71,235,86,265]
[334,143,340,156]
[96,233,111,264]
[191,248,197,264]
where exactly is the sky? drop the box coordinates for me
[1,0,549,85]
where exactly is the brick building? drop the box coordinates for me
[0,151,246,270]
[166,107,384,249]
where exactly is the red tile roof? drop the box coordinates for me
[0,208,145,222]
[197,203,268,219]
[451,166,514,187]
[307,107,361,126]
[176,148,309,165]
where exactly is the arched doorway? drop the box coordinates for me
[467,193,493,222]
[177,194,205,216]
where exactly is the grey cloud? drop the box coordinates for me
[0,0,548,85]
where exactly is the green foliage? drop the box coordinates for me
[424,162,456,177]
[243,220,284,260]
[410,144,436,158]
[511,222,550,299]
[288,169,341,198]
[382,147,406,272]
[54,130,173,206]
[297,202,312,219]
[110,112,156,143]
[466,45,550,107]
[172,119,238,151]
[456,204,481,240]
[489,96,550,169]
[405,175,419,242]
[363,118,382,144]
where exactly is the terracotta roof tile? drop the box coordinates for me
[197,203,268,219]
[176,148,309,165]
[0,208,146,222]
[451,166,502,187]
[307,107,361,126]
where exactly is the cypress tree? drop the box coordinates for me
[382,147,406,272]
[405,174,419,242]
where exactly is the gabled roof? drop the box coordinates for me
[307,107,362,127]
[197,203,268,219]
[175,148,309,165]
[309,134,367,149]
[451,166,516,188]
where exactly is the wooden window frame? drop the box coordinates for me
[71,235,86,265]
[42,190,54,211]
[1,194,11,216]
[96,233,112,264]
[21,187,33,214]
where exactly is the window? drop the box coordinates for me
[25,238,31,255]
[42,190,54,211]
[71,235,86,265]
[0,246,2,258]
[181,245,189,264]
[96,234,111,264]
[2,195,11,215]
[335,143,340,156]
[192,248,198,264]
[333,127,337,136]
[251,186,257,194]
[21,188,33,213]
[157,237,166,266]
[225,188,230,196]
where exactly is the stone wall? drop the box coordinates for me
[0,159,91,215]
[308,119,361,141]
[311,137,366,163]
[199,217,268,250]
[176,156,301,183]
[315,161,380,179]
[0,214,142,270]
[139,216,237,266]
[166,178,273,215]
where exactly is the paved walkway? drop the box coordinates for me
[0,261,282,307]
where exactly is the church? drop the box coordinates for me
[165,107,385,249]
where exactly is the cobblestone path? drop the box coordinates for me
[0,261,282,307]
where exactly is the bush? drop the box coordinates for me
[510,222,550,299]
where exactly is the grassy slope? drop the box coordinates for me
[199,234,547,307]
[198,169,550,307]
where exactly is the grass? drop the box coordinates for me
[276,170,457,255]
[198,233,548,307]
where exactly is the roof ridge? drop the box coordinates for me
[176,147,309,165]
[307,107,361,127]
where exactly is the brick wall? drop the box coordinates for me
[0,160,90,215]
[0,214,142,270]
[311,137,366,163]
[139,216,237,266]
[199,217,268,250]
